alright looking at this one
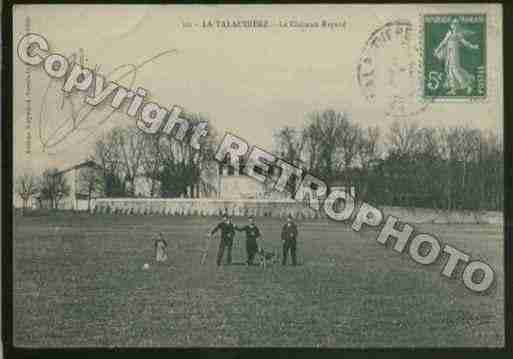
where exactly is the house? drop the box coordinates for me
[134,175,161,198]
[36,160,103,210]
[216,160,291,200]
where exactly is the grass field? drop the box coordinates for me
[13,212,504,347]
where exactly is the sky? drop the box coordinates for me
[13,4,503,178]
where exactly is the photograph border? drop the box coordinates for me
[2,0,512,358]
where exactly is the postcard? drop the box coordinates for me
[11,4,503,347]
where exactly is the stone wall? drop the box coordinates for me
[378,206,503,225]
[92,198,503,224]
[92,198,322,219]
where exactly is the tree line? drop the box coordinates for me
[91,113,218,199]
[16,108,503,212]
[273,109,503,211]
[15,113,219,210]
[15,169,70,210]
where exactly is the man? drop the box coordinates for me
[281,214,298,265]
[235,216,262,265]
[209,215,236,266]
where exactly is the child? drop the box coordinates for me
[154,232,168,262]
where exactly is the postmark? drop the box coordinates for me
[421,14,486,101]
[357,20,428,118]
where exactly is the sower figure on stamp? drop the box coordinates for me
[154,232,168,262]
[235,216,262,266]
[434,18,480,95]
[282,214,298,266]
[209,214,236,266]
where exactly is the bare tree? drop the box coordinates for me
[273,126,305,165]
[358,126,381,168]
[196,120,220,197]
[438,126,480,209]
[92,129,126,197]
[301,109,364,182]
[388,120,422,156]
[337,122,362,171]
[15,172,38,211]
[474,130,503,210]
[78,164,104,211]
[459,127,480,191]
[117,126,148,196]
[140,112,217,198]
[355,126,381,199]
[141,134,164,197]
[39,168,70,209]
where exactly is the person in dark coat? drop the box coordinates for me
[281,214,298,265]
[209,215,236,266]
[235,216,262,265]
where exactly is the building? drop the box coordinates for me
[134,176,161,198]
[35,160,103,210]
[215,160,292,200]
[36,157,305,207]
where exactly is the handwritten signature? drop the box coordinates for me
[38,48,179,153]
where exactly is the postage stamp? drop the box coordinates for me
[422,14,486,101]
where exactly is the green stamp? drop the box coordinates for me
[422,14,486,100]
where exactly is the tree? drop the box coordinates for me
[92,129,127,197]
[141,112,217,198]
[388,120,422,156]
[39,168,71,209]
[355,126,381,199]
[302,109,362,182]
[78,163,104,211]
[91,114,217,199]
[141,134,164,197]
[274,109,380,197]
[272,126,306,196]
[15,173,38,211]
[195,121,220,197]
[473,130,503,210]
[117,126,148,196]
[439,126,481,210]
[273,126,305,165]
[358,126,381,168]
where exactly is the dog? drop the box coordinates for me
[255,247,278,268]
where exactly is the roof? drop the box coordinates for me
[53,160,102,176]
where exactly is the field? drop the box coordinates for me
[13,212,504,347]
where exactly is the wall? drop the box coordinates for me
[92,198,503,224]
[93,198,320,218]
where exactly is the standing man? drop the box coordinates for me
[281,214,298,266]
[209,215,236,266]
[235,216,262,265]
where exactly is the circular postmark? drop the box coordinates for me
[357,20,428,118]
